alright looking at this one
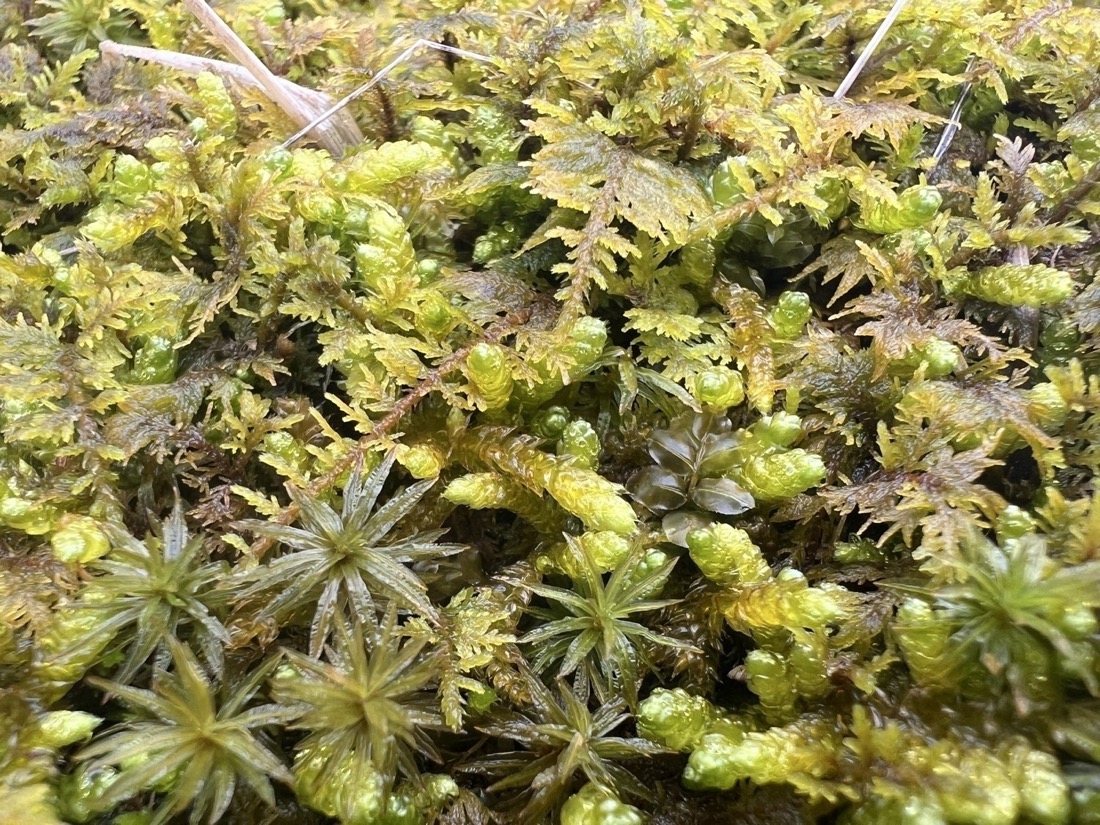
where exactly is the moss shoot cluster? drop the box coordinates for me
[2,0,1100,822]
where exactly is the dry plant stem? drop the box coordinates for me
[180,0,362,153]
[932,58,976,166]
[181,0,315,138]
[248,307,533,556]
[832,0,912,101]
[100,41,337,121]
[933,3,1069,164]
[280,39,495,149]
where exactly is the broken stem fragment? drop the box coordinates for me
[832,0,912,101]
[180,0,362,153]
[281,39,495,150]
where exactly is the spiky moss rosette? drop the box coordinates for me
[2,0,1100,822]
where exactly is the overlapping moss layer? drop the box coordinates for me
[2,0,1100,822]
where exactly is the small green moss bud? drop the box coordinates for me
[51,518,110,564]
[325,167,349,191]
[444,473,508,509]
[130,335,178,384]
[195,72,236,131]
[559,420,600,469]
[753,412,804,449]
[411,116,465,172]
[745,649,797,719]
[768,292,812,339]
[295,746,386,822]
[709,156,753,207]
[298,190,340,225]
[262,431,310,475]
[893,598,950,683]
[343,206,371,236]
[738,450,826,503]
[637,688,713,751]
[547,467,636,535]
[259,145,294,178]
[687,524,770,586]
[0,495,57,535]
[416,291,455,337]
[367,204,406,245]
[995,505,1035,544]
[692,367,745,410]
[956,264,1074,308]
[683,733,745,791]
[532,406,571,439]
[940,750,1020,825]
[57,764,118,824]
[111,153,155,200]
[473,221,522,263]
[801,581,849,627]
[833,537,889,564]
[466,682,497,714]
[395,444,444,479]
[1005,745,1070,825]
[858,185,942,233]
[1026,383,1069,433]
[626,547,671,597]
[31,710,101,749]
[789,631,830,697]
[417,257,442,283]
[467,343,514,411]
[565,316,609,368]
[562,784,645,825]
[899,185,943,221]
[896,338,964,378]
[419,774,460,810]
[813,177,850,222]
[579,530,631,571]
[922,338,963,376]
[515,319,608,407]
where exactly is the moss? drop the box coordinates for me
[2,0,1100,821]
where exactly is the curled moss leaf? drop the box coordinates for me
[857,185,942,233]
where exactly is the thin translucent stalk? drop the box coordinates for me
[281,40,495,149]
[832,0,912,101]
[931,58,977,165]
